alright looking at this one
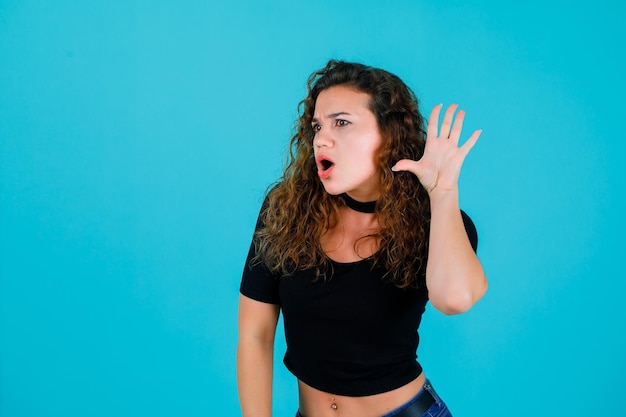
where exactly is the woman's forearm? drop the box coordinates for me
[237,295,279,417]
[425,190,487,315]
[237,337,275,417]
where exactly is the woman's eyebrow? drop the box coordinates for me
[311,112,352,124]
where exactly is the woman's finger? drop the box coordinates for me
[449,109,465,145]
[439,104,458,139]
[460,129,482,157]
[427,104,443,139]
[391,158,419,173]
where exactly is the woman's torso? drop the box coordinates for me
[296,208,426,417]
[297,373,426,417]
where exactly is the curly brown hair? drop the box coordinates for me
[253,60,430,288]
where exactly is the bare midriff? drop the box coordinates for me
[297,373,426,417]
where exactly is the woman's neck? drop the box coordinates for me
[341,193,376,213]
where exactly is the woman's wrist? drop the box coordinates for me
[427,188,460,212]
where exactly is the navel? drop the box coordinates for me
[330,396,338,411]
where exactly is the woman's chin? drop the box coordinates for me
[320,184,344,196]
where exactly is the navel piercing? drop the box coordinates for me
[331,397,338,410]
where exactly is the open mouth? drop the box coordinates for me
[316,155,335,178]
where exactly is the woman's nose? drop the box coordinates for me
[313,129,333,148]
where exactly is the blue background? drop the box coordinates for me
[1,1,624,415]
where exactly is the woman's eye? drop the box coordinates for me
[312,124,321,132]
[335,119,349,127]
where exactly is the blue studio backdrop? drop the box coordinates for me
[1,1,624,416]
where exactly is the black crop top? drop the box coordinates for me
[240,207,478,397]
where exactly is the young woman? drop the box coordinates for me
[237,60,487,417]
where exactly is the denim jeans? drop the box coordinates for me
[295,379,453,417]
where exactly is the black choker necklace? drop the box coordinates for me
[341,193,376,214]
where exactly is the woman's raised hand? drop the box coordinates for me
[392,104,481,194]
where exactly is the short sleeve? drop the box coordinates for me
[461,210,479,252]
[239,204,281,305]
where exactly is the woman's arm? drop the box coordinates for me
[237,294,280,417]
[392,103,487,315]
[426,190,487,314]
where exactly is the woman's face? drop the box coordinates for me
[312,85,383,202]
